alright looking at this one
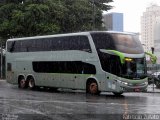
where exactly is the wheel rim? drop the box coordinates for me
[89,82,98,94]
[29,79,34,88]
[20,79,26,88]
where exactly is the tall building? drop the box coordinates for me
[154,16,160,63]
[141,5,160,53]
[103,12,123,31]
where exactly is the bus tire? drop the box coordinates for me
[113,92,123,96]
[86,80,100,95]
[28,77,36,90]
[18,76,27,89]
[49,87,58,92]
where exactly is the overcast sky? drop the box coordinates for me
[107,0,160,33]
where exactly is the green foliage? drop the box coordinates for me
[91,0,113,11]
[0,0,113,40]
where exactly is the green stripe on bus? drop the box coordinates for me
[105,50,125,64]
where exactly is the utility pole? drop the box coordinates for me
[151,47,155,92]
[151,47,154,54]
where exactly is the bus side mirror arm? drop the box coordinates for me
[100,49,125,64]
[145,52,157,64]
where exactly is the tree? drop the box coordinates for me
[61,0,113,32]
[91,0,113,11]
[0,0,113,41]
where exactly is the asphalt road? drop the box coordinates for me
[0,80,160,120]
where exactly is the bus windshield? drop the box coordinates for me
[91,32,147,79]
[120,58,147,79]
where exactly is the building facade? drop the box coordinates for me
[154,16,160,64]
[141,5,160,53]
[103,12,123,32]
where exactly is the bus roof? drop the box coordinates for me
[7,31,137,41]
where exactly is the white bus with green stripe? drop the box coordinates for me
[6,31,153,95]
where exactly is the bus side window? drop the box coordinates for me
[7,63,12,71]
[82,63,96,74]
[8,41,15,52]
[79,36,92,53]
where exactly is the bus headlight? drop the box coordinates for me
[138,82,148,86]
[144,82,148,85]
[122,81,128,85]
[128,82,148,86]
[116,80,128,85]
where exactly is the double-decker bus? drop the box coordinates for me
[6,31,148,95]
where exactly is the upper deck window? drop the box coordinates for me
[91,32,115,50]
[7,35,91,53]
[91,32,144,54]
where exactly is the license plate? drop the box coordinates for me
[134,88,140,92]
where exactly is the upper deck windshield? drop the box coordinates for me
[111,33,144,54]
[91,32,144,54]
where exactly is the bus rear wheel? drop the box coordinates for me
[19,77,27,89]
[28,78,36,90]
[113,92,123,96]
[87,81,100,95]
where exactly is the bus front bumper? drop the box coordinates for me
[119,84,148,92]
[107,80,148,93]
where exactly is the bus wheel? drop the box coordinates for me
[49,87,58,92]
[19,77,27,89]
[87,81,100,95]
[28,78,36,90]
[113,92,123,96]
